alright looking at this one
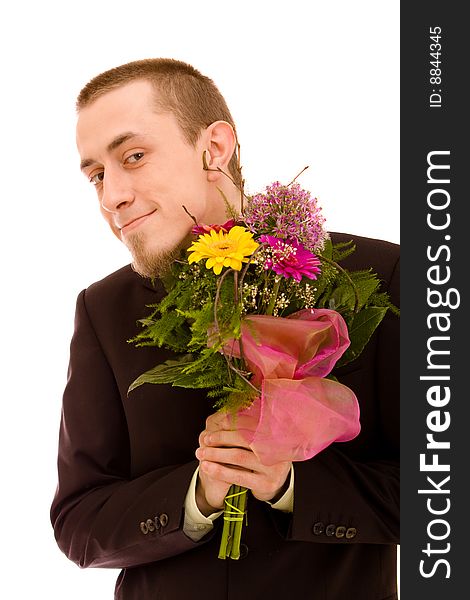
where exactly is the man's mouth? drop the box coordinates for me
[118,210,157,235]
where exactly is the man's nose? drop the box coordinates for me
[100,169,134,213]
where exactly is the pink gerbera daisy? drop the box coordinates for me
[260,235,321,282]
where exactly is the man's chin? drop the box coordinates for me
[131,251,178,279]
[126,232,188,279]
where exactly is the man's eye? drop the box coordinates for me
[125,152,144,164]
[89,172,104,185]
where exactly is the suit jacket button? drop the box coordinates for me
[159,513,169,527]
[335,526,346,538]
[346,527,357,539]
[239,543,249,559]
[154,516,161,530]
[312,522,324,535]
[140,521,149,535]
[146,518,155,533]
[325,524,336,537]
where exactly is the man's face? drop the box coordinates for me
[76,80,212,276]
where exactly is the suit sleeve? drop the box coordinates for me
[286,256,400,545]
[50,290,216,569]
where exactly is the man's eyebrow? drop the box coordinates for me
[80,132,141,171]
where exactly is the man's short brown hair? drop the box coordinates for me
[77,58,241,186]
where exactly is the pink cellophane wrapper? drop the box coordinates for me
[224,309,361,465]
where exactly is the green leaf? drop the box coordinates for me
[328,284,355,311]
[332,275,380,312]
[337,306,388,367]
[332,240,355,262]
[321,237,333,259]
[128,355,194,393]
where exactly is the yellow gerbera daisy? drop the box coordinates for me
[187,226,259,275]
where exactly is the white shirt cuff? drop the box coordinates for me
[183,466,223,542]
[265,464,294,512]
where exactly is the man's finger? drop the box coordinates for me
[202,429,251,449]
[205,410,237,431]
[197,446,260,472]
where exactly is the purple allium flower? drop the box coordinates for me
[244,181,328,252]
[260,235,322,282]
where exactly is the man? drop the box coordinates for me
[51,58,399,599]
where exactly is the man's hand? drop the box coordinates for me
[195,411,292,517]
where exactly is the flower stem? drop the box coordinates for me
[218,484,248,560]
[217,496,231,559]
[266,277,281,316]
[287,165,309,187]
[230,486,248,559]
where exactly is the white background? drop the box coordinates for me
[0,1,399,597]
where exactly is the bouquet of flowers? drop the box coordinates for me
[128,161,398,560]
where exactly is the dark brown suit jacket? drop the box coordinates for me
[51,233,400,599]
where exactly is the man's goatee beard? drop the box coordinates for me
[126,232,188,279]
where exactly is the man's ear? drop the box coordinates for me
[203,121,236,182]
